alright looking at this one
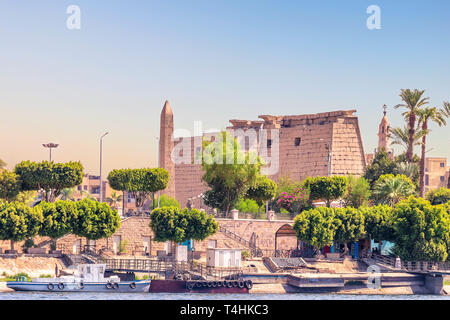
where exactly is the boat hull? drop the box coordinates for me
[6,281,150,293]
[149,280,249,293]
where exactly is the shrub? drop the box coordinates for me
[426,188,450,205]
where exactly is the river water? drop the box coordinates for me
[0,292,449,300]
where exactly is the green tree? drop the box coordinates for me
[343,176,371,208]
[14,161,84,202]
[0,159,6,170]
[150,207,218,243]
[372,174,416,206]
[364,149,397,187]
[153,194,180,209]
[333,207,365,255]
[361,205,395,243]
[394,89,429,163]
[245,176,276,213]
[202,131,261,214]
[391,197,450,262]
[303,176,348,207]
[72,199,121,240]
[107,168,169,214]
[416,106,448,197]
[38,200,78,239]
[426,188,450,205]
[390,126,425,155]
[293,207,335,252]
[106,191,123,210]
[59,187,77,201]
[235,198,261,215]
[15,191,38,206]
[0,170,21,202]
[0,201,43,251]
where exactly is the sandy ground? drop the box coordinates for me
[0,256,66,278]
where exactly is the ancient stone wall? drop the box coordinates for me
[46,217,297,257]
[165,108,366,208]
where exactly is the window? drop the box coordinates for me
[441,163,445,168]
[440,176,445,183]
[425,175,429,186]
[295,137,301,146]
[83,185,88,191]
[91,187,100,194]
[77,186,81,191]
[267,139,272,148]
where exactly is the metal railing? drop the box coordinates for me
[104,258,245,280]
[218,226,253,248]
[370,253,450,271]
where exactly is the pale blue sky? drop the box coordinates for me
[0,0,449,174]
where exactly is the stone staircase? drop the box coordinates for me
[218,226,264,256]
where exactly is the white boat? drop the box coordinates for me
[7,264,150,293]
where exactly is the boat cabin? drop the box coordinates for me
[77,264,107,282]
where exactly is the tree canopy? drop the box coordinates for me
[343,176,371,208]
[364,149,397,187]
[38,200,78,239]
[391,197,450,262]
[107,168,169,212]
[333,207,365,244]
[0,201,43,250]
[293,207,335,249]
[14,161,84,202]
[245,176,276,208]
[202,131,261,214]
[360,204,395,242]
[303,176,348,207]
[372,174,416,206]
[0,169,21,202]
[150,206,218,243]
[426,187,450,205]
[72,199,121,240]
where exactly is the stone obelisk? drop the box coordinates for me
[159,100,176,198]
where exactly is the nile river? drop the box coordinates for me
[0,292,449,300]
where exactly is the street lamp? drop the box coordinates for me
[42,143,59,162]
[99,132,109,203]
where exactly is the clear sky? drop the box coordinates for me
[1,0,449,175]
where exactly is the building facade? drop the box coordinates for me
[425,157,450,192]
[159,101,367,209]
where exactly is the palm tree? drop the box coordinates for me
[390,126,425,154]
[394,89,429,163]
[395,162,419,181]
[373,175,416,206]
[417,106,448,197]
[106,191,123,210]
[15,191,38,206]
[59,187,77,201]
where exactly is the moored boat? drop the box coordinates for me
[7,264,150,293]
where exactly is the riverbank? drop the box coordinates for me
[250,283,432,295]
[0,256,66,278]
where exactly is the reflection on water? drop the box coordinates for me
[0,292,449,300]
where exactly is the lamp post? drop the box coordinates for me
[99,132,109,203]
[42,143,59,162]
